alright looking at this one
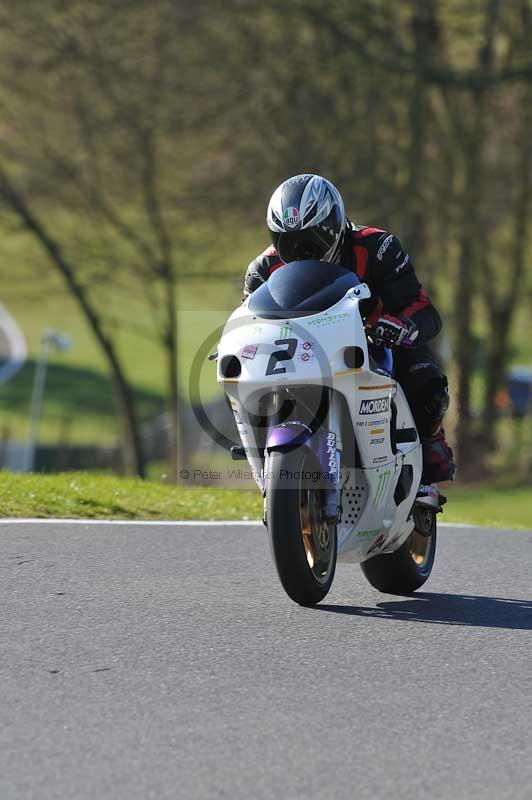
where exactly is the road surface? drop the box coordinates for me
[1,520,532,799]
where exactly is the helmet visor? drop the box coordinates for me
[273,228,336,263]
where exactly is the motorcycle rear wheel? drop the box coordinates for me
[267,447,337,606]
[360,508,436,594]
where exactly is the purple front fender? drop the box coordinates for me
[266,423,339,520]
[266,423,312,450]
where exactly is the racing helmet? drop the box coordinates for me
[266,174,346,263]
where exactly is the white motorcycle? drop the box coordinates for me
[216,260,445,606]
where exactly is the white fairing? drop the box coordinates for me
[217,284,422,564]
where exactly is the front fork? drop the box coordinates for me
[265,391,342,522]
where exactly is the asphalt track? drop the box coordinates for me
[1,520,532,800]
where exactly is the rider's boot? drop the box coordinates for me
[416,429,455,505]
[421,428,455,483]
[415,483,441,507]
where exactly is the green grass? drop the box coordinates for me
[0,220,260,445]
[1,216,531,461]
[0,472,262,520]
[1,472,531,528]
[444,484,532,530]
[0,279,237,444]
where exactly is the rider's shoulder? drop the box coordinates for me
[349,224,405,262]
[350,222,389,240]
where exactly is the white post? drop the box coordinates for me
[24,330,71,472]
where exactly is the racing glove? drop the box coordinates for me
[366,314,419,348]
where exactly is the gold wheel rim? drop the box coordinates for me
[299,460,334,584]
[408,528,431,567]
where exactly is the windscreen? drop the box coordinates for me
[248,260,361,319]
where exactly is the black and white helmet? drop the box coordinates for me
[266,174,346,263]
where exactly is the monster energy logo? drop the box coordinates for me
[375,470,391,507]
[280,322,292,337]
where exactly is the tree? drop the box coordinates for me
[0,0,229,477]
[480,0,532,448]
[1,0,531,479]
[0,163,146,475]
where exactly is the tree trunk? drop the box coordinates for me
[453,114,486,469]
[402,2,439,263]
[163,276,185,482]
[454,1,501,472]
[0,167,146,477]
[481,14,532,446]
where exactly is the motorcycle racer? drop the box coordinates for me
[242,173,455,488]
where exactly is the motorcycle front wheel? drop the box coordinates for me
[267,447,337,606]
[360,506,436,594]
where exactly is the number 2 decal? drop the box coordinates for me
[265,338,297,376]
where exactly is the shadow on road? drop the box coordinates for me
[317,592,532,630]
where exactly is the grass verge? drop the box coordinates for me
[1,472,531,528]
[0,472,261,521]
[443,484,532,530]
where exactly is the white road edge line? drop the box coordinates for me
[0,518,512,530]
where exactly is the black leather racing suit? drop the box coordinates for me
[243,221,455,483]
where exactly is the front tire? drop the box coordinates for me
[267,447,337,606]
[360,508,436,594]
